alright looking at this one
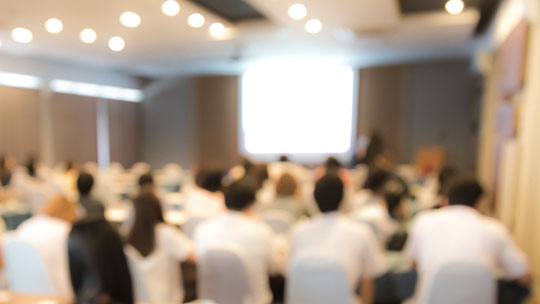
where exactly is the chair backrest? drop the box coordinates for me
[427,261,496,304]
[2,234,55,295]
[198,246,253,304]
[261,210,295,234]
[286,252,354,304]
[183,217,208,239]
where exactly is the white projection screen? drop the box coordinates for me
[241,63,356,162]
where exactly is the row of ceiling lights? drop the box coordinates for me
[1,0,228,52]
[287,3,322,34]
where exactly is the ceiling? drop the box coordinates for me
[399,0,490,13]
[0,0,486,79]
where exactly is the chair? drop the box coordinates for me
[198,247,253,304]
[261,210,295,234]
[286,252,355,304]
[183,217,208,239]
[426,261,496,304]
[2,234,55,295]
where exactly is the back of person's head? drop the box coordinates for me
[196,168,224,193]
[383,179,408,219]
[363,168,390,194]
[438,166,459,195]
[138,172,154,188]
[42,195,77,223]
[325,157,342,174]
[276,173,298,197]
[240,157,254,175]
[447,177,484,208]
[127,192,164,257]
[314,173,344,213]
[26,156,37,177]
[77,172,94,197]
[279,155,289,162]
[68,219,133,304]
[224,179,256,211]
[251,163,269,190]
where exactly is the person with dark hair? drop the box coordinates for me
[77,172,105,219]
[260,173,309,220]
[405,177,531,304]
[137,172,155,193]
[184,168,225,218]
[289,174,384,304]
[0,155,16,187]
[68,218,134,304]
[279,155,289,162]
[353,132,384,167]
[25,156,38,178]
[125,192,194,303]
[194,179,279,304]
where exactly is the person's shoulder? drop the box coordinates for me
[479,215,510,238]
[341,216,374,236]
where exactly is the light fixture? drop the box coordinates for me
[209,22,226,38]
[305,19,322,34]
[11,27,33,43]
[288,4,307,20]
[445,0,465,15]
[120,11,141,28]
[50,79,144,102]
[108,36,125,52]
[80,29,97,44]
[45,18,63,34]
[162,0,181,16]
[188,13,205,28]
[0,72,42,89]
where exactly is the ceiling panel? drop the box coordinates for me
[189,0,264,22]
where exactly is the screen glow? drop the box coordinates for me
[242,64,354,155]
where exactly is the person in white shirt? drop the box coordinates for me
[194,179,279,304]
[125,192,194,304]
[184,169,226,219]
[406,177,531,304]
[15,195,77,297]
[289,174,385,304]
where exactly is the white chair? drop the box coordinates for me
[426,261,496,304]
[198,247,253,304]
[261,210,295,234]
[286,252,354,304]
[183,217,208,239]
[2,234,55,295]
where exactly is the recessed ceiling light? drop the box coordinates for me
[45,18,63,34]
[209,22,226,38]
[305,19,322,34]
[162,0,181,16]
[288,4,307,20]
[120,11,141,28]
[12,27,33,43]
[108,36,125,52]
[80,28,97,44]
[445,0,465,15]
[188,13,205,28]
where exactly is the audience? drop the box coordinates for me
[289,174,384,304]
[184,168,226,218]
[77,172,105,219]
[14,195,77,296]
[0,155,16,187]
[194,179,279,304]
[68,218,133,304]
[125,192,194,303]
[405,177,531,304]
[259,173,309,220]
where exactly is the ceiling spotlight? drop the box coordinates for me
[45,18,63,34]
[108,36,125,52]
[188,13,205,28]
[445,0,465,15]
[305,19,322,34]
[80,28,97,44]
[209,22,226,38]
[288,3,307,20]
[120,11,141,28]
[162,0,181,16]
[12,27,33,43]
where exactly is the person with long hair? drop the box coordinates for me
[125,192,194,303]
[68,218,133,304]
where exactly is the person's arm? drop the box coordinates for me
[496,226,531,286]
[361,278,375,304]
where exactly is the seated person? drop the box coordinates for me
[194,179,279,304]
[68,218,133,304]
[405,177,531,304]
[259,173,310,220]
[289,174,384,304]
[77,172,105,219]
[352,168,390,209]
[15,195,77,296]
[184,168,225,219]
[125,192,195,303]
[137,172,156,195]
